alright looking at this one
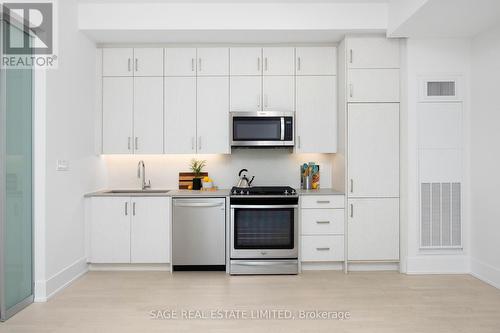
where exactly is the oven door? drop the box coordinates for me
[230,112,294,147]
[230,203,298,259]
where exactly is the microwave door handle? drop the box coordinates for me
[280,117,285,141]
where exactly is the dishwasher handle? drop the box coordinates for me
[174,202,225,208]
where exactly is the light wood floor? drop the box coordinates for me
[1,271,500,333]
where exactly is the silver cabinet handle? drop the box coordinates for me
[257,57,261,71]
[132,202,136,216]
[135,137,138,150]
[125,202,128,216]
[191,58,195,72]
[127,137,131,150]
[316,247,330,251]
[135,58,138,72]
[191,137,195,150]
[264,57,268,71]
[264,94,268,108]
[349,49,353,63]
[350,204,354,218]
[349,84,353,98]
[316,200,330,204]
[257,95,261,110]
[198,137,202,150]
[316,221,331,224]
[297,57,301,71]
[198,58,202,71]
[350,179,354,193]
[128,58,131,72]
[297,135,301,149]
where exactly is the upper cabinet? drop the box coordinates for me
[197,48,229,76]
[348,69,400,102]
[102,48,133,77]
[165,48,197,76]
[262,47,295,75]
[230,47,262,75]
[102,48,163,77]
[165,48,229,76]
[347,37,400,69]
[295,47,337,75]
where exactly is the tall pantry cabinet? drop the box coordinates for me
[338,37,401,267]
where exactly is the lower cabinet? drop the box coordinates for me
[347,198,399,261]
[89,197,170,264]
[300,195,345,263]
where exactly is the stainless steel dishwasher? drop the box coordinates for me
[172,198,226,271]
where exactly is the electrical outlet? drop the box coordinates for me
[56,160,69,171]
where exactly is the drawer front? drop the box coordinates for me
[301,235,344,262]
[301,209,344,235]
[301,195,344,209]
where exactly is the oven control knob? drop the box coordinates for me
[239,190,244,195]
[291,190,296,195]
[245,191,250,195]
[284,190,289,195]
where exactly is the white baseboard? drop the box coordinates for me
[301,262,344,271]
[35,257,89,302]
[347,262,399,271]
[89,263,170,271]
[471,258,500,289]
[406,255,470,274]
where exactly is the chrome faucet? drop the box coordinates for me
[137,160,151,190]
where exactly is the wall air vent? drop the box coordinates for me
[420,182,462,249]
[427,81,455,97]
[418,75,462,102]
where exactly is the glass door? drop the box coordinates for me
[0,17,34,321]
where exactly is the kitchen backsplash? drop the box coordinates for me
[102,150,334,189]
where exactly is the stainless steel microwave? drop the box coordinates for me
[230,111,294,147]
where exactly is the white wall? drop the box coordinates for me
[402,38,471,274]
[470,23,500,288]
[103,152,334,190]
[35,0,106,301]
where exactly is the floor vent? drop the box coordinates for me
[420,182,462,249]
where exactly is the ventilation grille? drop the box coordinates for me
[420,182,462,249]
[427,81,456,97]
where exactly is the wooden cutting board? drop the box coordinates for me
[178,172,208,189]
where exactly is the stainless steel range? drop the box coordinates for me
[229,186,299,275]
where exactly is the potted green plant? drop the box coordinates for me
[190,159,206,190]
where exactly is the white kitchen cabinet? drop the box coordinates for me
[347,38,400,69]
[90,197,131,263]
[164,77,197,153]
[295,76,337,153]
[348,69,400,102]
[262,76,294,111]
[133,77,164,154]
[102,48,133,77]
[230,47,262,75]
[197,48,229,76]
[230,76,262,112]
[197,77,230,154]
[301,235,344,262]
[262,47,295,75]
[347,198,399,261]
[348,103,399,197]
[296,47,337,75]
[102,77,134,154]
[130,197,170,263]
[89,196,170,264]
[165,48,197,76]
[301,209,344,235]
[133,48,164,76]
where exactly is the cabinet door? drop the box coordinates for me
[133,48,164,76]
[262,47,295,75]
[347,198,399,261]
[164,77,197,153]
[296,76,337,153]
[90,197,131,263]
[230,76,262,112]
[102,48,133,77]
[347,37,400,69]
[348,69,400,102]
[348,103,399,197]
[296,47,336,75]
[133,77,164,154]
[165,48,197,76]
[130,197,170,263]
[197,77,230,154]
[263,76,294,111]
[230,47,262,75]
[102,77,133,154]
[197,48,229,76]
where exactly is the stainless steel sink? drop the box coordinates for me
[104,189,170,194]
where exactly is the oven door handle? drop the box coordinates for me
[233,260,298,266]
[231,205,298,209]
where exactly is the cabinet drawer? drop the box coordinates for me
[301,209,344,235]
[301,195,344,209]
[301,235,344,262]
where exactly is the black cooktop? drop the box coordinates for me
[231,186,297,196]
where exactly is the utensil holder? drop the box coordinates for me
[302,175,313,190]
